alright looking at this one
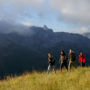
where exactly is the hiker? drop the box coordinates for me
[59,50,68,72]
[47,53,56,74]
[68,49,76,70]
[78,52,85,67]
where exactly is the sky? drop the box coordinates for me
[0,0,90,33]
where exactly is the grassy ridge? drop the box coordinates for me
[0,67,90,90]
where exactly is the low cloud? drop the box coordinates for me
[0,20,29,34]
[22,22,33,27]
[75,26,89,34]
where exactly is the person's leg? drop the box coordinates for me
[60,63,64,72]
[53,65,56,74]
[82,62,85,67]
[68,61,72,70]
[73,61,77,68]
[65,62,68,71]
[47,64,51,74]
[80,62,82,67]
[68,61,70,70]
[84,63,85,67]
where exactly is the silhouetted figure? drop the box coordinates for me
[68,49,76,70]
[78,52,85,67]
[59,50,68,72]
[47,53,56,74]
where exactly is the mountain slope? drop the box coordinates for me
[0,26,90,78]
[83,32,90,39]
[0,67,90,90]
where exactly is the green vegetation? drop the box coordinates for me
[0,67,90,90]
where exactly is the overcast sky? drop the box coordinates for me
[0,0,90,33]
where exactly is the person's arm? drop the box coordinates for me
[78,56,80,63]
[65,55,68,61]
[59,56,61,64]
[83,56,85,63]
[53,58,55,64]
[73,53,76,60]
[48,58,50,64]
[48,58,52,64]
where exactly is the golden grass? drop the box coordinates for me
[0,67,90,90]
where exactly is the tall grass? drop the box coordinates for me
[0,67,90,90]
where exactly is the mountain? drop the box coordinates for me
[0,25,90,78]
[83,33,90,39]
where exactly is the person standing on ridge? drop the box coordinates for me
[47,53,56,74]
[59,50,68,72]
[68,49,76,70]
[78,52,86,67]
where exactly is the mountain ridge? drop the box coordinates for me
[0,26,90,78]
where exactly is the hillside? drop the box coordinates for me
[83,33,90,39]
[0,67,90,90]
[0,26,90,78]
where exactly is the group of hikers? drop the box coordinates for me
[47,49,86,74]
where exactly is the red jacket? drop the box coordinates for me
[79,55,85,63]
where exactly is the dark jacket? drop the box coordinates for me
[48,57,55,66]
[68,53,76,62]
[59,54,67,64]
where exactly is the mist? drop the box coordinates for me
[0,20,32,34]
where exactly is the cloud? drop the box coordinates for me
[0,20,29,33]
[22,22,33,27]
[50,0,90,24]
[0,0,45,22]
[75,26,89,34]
[0,0,90,33]
[7,0,44,8]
